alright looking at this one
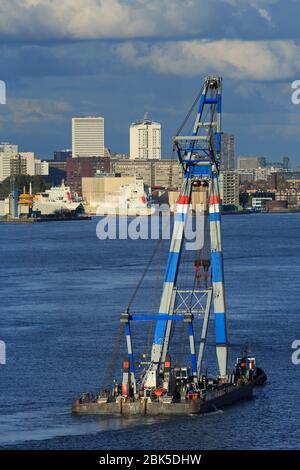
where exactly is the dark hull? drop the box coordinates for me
[72,382,254,416]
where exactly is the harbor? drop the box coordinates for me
[1,0,300,458]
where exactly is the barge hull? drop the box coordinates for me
[72,382,253,416]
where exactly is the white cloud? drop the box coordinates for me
[116,39,300,80]
[0,0,211,40]
[0,0,285,41]
[0,98,71,128]
[258,8,272,23]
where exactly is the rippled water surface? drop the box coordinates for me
[0,214,299,449]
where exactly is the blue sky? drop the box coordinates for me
[0,0,300,165]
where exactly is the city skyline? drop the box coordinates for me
[0,1,300,163]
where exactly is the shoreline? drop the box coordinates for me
[1,210,299,223]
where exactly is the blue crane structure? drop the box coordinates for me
[72,76,267,416]
[121,76,229,393]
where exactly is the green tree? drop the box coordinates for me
[0,175,47,198]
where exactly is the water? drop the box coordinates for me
[0,214,299,449]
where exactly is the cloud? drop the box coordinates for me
[257,8,272,23]
[0,0,293,42]
[116,39,300,80]
[0,97,71,128]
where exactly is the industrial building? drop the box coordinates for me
[72,117,105,158]
[130,115,161,160]
[82,175,151,214]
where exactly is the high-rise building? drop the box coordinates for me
[220,171,239,207]
[220,133,235,170]
[0,143,18,153]
[10,153,36,177]
[0,143,48,182]
[0,143,19,182]
[72,117,105,158]
[130,115,161,160]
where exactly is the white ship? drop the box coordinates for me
[33,181,83,216]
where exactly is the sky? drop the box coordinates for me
[0,0,300,165]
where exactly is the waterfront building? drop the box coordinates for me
[276,188,300,207]
[252,196,273,210]
[72,117,105,158]
[130,115,161,160]
[219,171,239,207]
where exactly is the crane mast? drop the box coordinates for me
[144,76,228,387]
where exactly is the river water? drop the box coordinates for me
[0,214,299,449]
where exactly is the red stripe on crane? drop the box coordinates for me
[209,195,220,204]
[178,196,191,204]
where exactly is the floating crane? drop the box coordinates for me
[72,76,266,416]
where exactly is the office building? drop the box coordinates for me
[130,115,161,160]
[72,117,105,158]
